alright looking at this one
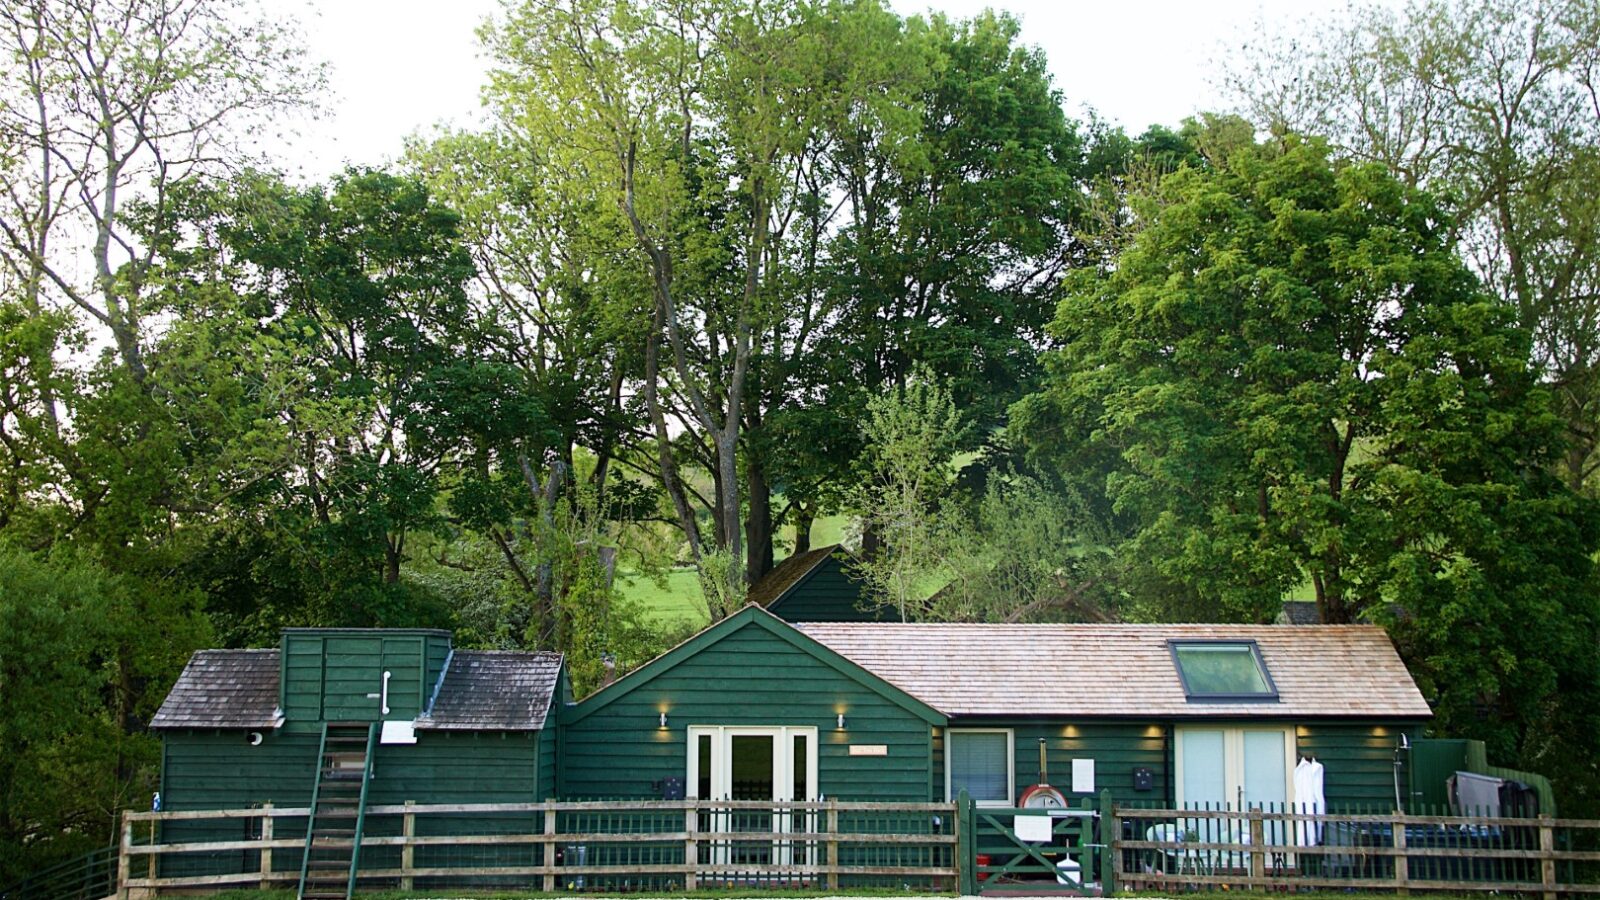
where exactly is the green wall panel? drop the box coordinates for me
[561,621,932,800]
[769,558,900,623]
[928,720,1421,810]
[1296,721,1421,810]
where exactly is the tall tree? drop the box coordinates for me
[0,0,321,552]
[1016,134,1600,803]
[1223,0,1600,493]
[482,0,918,605]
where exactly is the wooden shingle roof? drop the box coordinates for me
[747,544,843,608]
[794,622,1432,719]
[415,650,562,731]
[150,649,283,730]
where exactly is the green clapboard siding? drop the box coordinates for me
[159,728,545,877]
[930,723,1167,805]
[537,718,558,800]
[424,636,452,700]
[1297,721,1423,810]
[768,557,900,623]
[561,619,933,800]
[930,720,1421,810]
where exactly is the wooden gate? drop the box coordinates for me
[956,793,1108,895]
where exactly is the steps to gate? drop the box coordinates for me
[297,722,377,900]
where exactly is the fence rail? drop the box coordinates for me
[1111,803,1600,899]
[117,799,959,897]
[111,796,1600,898]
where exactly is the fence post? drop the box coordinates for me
[118,815,132,900]
[259,803,274,890]
[146,820,156,884]
[1248,809,1264,880]
[956,790,974,897]
[1392,814,1408,896]
[684,803,698,891]
[826,798,840,892]
[1539,814,1556,900]
[1098,789,1116,894]
[542,799,557,892]
[401,800,415,891]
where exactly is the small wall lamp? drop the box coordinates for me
[659,712,668,729]
[836,714,846,730]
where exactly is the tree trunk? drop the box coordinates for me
[642,306,703,563]
[745,457,774,586]
[384,535,403,586]
[792,503,815,555]
[861,521,883,561]
[716,428,743,601]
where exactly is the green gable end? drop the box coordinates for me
[561,607,943,801]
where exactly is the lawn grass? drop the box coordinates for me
[618,567,707,627]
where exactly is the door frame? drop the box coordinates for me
[686,726,819,870]
[1173,725,1297,809]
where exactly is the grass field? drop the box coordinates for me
[618,514,854,628]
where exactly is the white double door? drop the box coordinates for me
[687,726,818,869]
[1176,727,1296,854]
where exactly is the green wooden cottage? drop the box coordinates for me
[149,607,1432,892]
[558,606,1432,813]
[746,544,901,622]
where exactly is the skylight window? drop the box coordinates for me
[1170,641,1279,702]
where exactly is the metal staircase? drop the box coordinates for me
[297,722,377,900]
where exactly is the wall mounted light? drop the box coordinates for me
[836,714,846,730]
[659,712,668,729]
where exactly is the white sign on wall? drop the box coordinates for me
[1072,758,1095,793]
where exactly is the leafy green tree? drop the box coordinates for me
[850,370,964,618]
[0,545,209,884]
[0,0,321,545]
[807,11,1093,554]
[1017,133,1600,808]
[1223,0,1600,493]
[141,169,489,633]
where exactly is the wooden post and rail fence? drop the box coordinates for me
[95,795,1600,898]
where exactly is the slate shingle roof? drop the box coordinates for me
[794,622,1432,719]
[150,649,283,730]
[415,650,562,731]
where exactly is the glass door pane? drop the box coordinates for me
[1242,731,1287,808]
[729,734,775,865]
[1180,730,1227,808]
[1180,729,1228,852]
[1243,730,1289,852]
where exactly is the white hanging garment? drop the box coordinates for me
[1293,758,1327,845]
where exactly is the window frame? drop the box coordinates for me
[1168,639,1280,703]
[944,727,1015,807]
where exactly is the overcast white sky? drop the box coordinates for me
[267,0,1354,179]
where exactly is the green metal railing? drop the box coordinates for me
[296,722,333,899]
[0,845,117,900]
[345,722,379,898]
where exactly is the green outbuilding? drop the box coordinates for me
[150,628,565,892]
[746,544,901,622]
